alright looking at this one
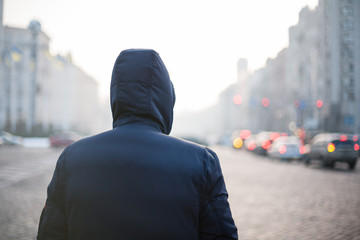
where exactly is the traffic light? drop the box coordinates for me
[233,94,242,105]
[261,97,270,108]
[316,99,323,108]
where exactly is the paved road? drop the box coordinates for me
[0,147,60,240]
[216,146,360,240]
[0,146,359,240]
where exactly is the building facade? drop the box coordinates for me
[173,0,360,143]
[247,0,360,135]
[0,17,105,136]
[288,0,360,133]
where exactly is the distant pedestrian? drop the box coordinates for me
[37,49,238,240]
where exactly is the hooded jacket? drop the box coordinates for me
[37,49,238,240]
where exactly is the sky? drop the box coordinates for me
[3,0,318,115]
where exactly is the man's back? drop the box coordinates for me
[37,49,237,240]
[56,124,225,239]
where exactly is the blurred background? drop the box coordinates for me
[0,0,359,142]
[1,0,360,240]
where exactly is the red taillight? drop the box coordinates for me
[270,132,280,141]
[353,135,359,142]
[279,145,287,154]
[354,144,359,151]
[340,135,347,142]
[240,130,251,140]
[299,146,306,154]
[248,142,256,151]
[261,140,271,150]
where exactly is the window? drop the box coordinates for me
[348,91,355,101]
[342,62,349,72]
[297,34,304,45]
[341,20,353,31]
[349,64,354,72]
[341,45,354,58]
[345,77,355,87]
[298,64,304,76]
[342,33,354,45]
[349,78,354,87]
[341,6,353,16]
[343,90,355,102]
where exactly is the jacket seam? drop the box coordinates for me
[147,53,155,123]
[62,144,72,223]
[41,146,70,237]
[204,148,226,236]
[200,148,208,210]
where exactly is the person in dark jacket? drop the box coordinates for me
[37,49,238,240]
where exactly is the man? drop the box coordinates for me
[37,49,238,239]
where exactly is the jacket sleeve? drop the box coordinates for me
[37,149,68,240]
[199,148,238,240]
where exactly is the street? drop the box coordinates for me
[0,146,359,240]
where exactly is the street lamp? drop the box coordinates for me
[316,99,323,109]
[27,20,41,134]
[316,99,323,131]
[233,94,242,105]
[261,97,269,108]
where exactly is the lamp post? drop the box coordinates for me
[27,20,41,134]
[316,99,323,131]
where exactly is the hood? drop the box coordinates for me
[110,49,175,135]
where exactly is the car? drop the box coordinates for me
[231,129,252,149]
[348,134,360,157]
[49,131,82,147]
[253,131,285,156]
[304,133,358,170]
[244,135,257,151]
[0,131,23,146]
[267,136,305,161]
[252,131,273,155]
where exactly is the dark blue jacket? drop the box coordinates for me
[37,49,237,240]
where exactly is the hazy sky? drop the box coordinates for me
[4,0,318,114]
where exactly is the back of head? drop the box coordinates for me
[110,49,176,134]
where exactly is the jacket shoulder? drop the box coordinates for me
[165,135,218,160]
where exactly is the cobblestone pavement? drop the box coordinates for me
[0,146,359,240]
[213,146,360,240]
[0,147,60,240]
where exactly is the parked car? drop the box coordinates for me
[49,131,82,147]
[304,133,358,170]
[244,135,257,151]
[348,134,360,157]
[0,131,23,146]
[267,136,304,161]
[253,131,284,156]
[230,129,252,149]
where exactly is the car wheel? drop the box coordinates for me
[304,156,311,166]
[348,159,358,170]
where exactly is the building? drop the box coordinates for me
[247,0,360,135]
[167,0,360,143]
[286,0,360,133]
[1,21,51,134]
[0,12,106,136]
